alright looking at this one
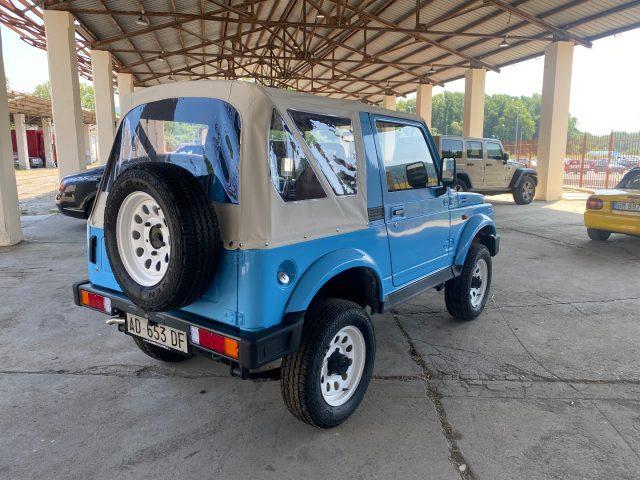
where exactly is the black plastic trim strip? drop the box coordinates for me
[382,267,455,312]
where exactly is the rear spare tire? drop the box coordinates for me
[104,163,219,311]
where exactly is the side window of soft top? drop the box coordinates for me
[268,110,326,202]
[288,110,358,196]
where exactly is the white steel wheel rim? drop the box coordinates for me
[320,325,366,407]
[116,191,171,287]
[470,258,488,309]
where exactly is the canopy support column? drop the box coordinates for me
[83,124,92,164]
[14,114,30,170]
[462,68,486,138]
[117,72,134,114]
[416,83,433,128]
[43,10,85,180]
[91,50,116,165]
[382,94,396,111]
[0,31,23,246]
[536,41,575,201]
[42,118,56,168]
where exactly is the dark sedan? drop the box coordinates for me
[56,166,105,219]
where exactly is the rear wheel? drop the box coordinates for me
[513,176,536,204]
[132,337,191,362]
[587,228,611,241]
[280,299,375,428]
[445,244,492,320]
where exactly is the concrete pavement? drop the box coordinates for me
[1,195,639,479]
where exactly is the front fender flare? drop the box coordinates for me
[454,214,497,267]
[285,248,384,314]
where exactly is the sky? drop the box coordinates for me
[2,24,640,134]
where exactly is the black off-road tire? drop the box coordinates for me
[104,163,220,311]
[587,228,611,241]
[132,336,191,362]
[513,176,536,205]
[280,299,375,428]
[445,243,492,320]
[451,178,468,192]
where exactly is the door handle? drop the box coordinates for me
[391,207,405,217]
[466,162,474,166]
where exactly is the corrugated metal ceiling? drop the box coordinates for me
[0,0,638,102]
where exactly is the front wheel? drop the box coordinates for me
[445,244,492,320]
[513,176,536,205]
[587,228,611,241]
[280,299,375,428]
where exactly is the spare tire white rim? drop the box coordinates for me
[321,325,366,407]
[116,191,171,287]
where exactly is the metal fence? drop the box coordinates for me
[503,131,640,190]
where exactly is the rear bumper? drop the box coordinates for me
[584,211,640,236]
[73,280,304,373]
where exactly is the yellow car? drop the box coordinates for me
[584,167,640,241]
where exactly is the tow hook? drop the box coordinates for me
[106,317,125,326]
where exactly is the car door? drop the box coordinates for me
[484,140,507,189]
[372,116,451,287]
[464,139,484,188]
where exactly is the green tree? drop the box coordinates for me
[396,97,416,114]
[32,81,95,110]
[398,90,582,142]
[431,91,464,136]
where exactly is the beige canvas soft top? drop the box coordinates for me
[90,80,423,250]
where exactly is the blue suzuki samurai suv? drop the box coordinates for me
[74,81,499,428]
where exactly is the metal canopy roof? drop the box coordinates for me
[8,90,96,124]
[1,1,639,103]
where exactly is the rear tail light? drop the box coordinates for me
[190,326,239,359]
[80,290,113,314]
[586,196,603,210]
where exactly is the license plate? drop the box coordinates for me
[613,201,640,212]
[126,313,188,353]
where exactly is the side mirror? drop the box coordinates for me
[406,162,429,188]
[441,157,456,186]
[503,152,509,162]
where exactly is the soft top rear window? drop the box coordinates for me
[104,97,241,204]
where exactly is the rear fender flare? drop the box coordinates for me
[454,214,497,267]
[285,248,384,314]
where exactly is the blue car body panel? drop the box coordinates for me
[86,110,498,334]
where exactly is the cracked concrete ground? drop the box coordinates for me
[1,194,639,479]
